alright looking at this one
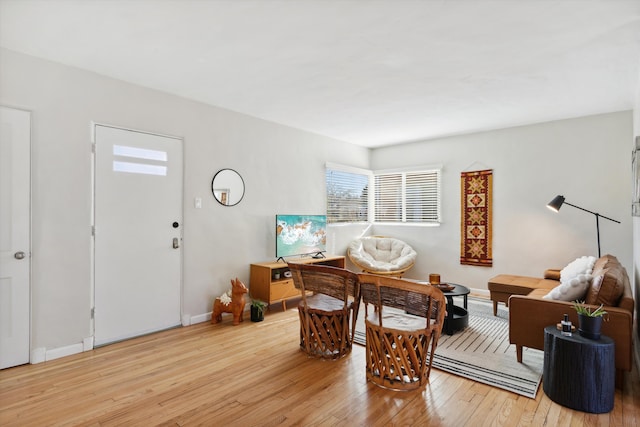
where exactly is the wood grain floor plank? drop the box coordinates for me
[0,307,637,426]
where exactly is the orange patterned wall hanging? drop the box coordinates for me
[460,169,493,266]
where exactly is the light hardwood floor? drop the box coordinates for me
[1,305,638,426]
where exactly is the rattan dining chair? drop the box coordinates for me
[358,273,446,390]
[288,262,360,360]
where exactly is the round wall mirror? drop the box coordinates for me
[212,169,245,206]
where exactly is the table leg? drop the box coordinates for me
[445,295,454,335]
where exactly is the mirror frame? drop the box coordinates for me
[211,168,245,206]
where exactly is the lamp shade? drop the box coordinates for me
[547,195,565,212]
[545,194,620,258]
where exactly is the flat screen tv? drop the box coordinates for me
[276,214,327,260]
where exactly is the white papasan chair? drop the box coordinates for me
[347,236,417,277]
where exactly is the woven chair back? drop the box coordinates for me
[288,262,360,359]
[289,262,358,306]
[358,273,446,390]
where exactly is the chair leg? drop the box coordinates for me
[516,345,523,363]
[615,369,624,390]
[492,300,498,316]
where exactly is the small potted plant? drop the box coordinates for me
[572,300,607,340]
[250,299,267,322]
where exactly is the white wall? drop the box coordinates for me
[0,49,369,353]
[1,47,635,360]
[367,112,633,291]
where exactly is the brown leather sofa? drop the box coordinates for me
[488,255,634,386]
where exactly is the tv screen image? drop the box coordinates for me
[276,215,327,258]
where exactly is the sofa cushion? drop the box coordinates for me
[543,256,595,301]
[543,278,590,301]
[489,275,550,295]
[591,254,619,273]
[585,255,625,306]
[527,288,550,299]
[560,255,596,283]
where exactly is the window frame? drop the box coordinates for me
[326,163,442,226]
[325,162,373,224]
[373,166,442,225]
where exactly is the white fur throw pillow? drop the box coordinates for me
[543,255,596,301]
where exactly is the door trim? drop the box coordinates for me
[0,105,32,367]
[90,122,185,347]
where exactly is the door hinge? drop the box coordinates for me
[91,143,96,154]
[91,307,95,319]
[91,226,95,236]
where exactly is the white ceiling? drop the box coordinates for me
[1,0,640,148]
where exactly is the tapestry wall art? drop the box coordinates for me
[460,169,493,266]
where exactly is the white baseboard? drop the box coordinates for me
[181,314,191,326]
[189,312,212,325]
[30,336,94,364]
[189,305,251,325]
[46,343,84,361]
[29,313,222,365]
[30,347,46,364]
[83,336,94,351]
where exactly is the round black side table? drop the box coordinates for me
[417,281,469,335]
[543,326,615,413]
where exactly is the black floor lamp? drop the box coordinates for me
[546,195,620,258]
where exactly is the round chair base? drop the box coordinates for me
[365,320,431,391]
[357,267,412,278]
[298,308,352,360]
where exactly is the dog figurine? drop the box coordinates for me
[211,278,248,325]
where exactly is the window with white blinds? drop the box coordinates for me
[326,164,441,224]
[325,166,370,223]
[375,169,441,223]
[374,174,402,222]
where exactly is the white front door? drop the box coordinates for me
[0,106,31,369]
[94,125,182,346]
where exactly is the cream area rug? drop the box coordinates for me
[353,296,543,398]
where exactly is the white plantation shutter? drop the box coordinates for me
[326,165,370,223]
[375,169,441,223]
[374,174,402,222]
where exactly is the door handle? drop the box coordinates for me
[14,251,26,260]
[173,238,179,249]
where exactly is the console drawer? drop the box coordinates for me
[270,279,299,301]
